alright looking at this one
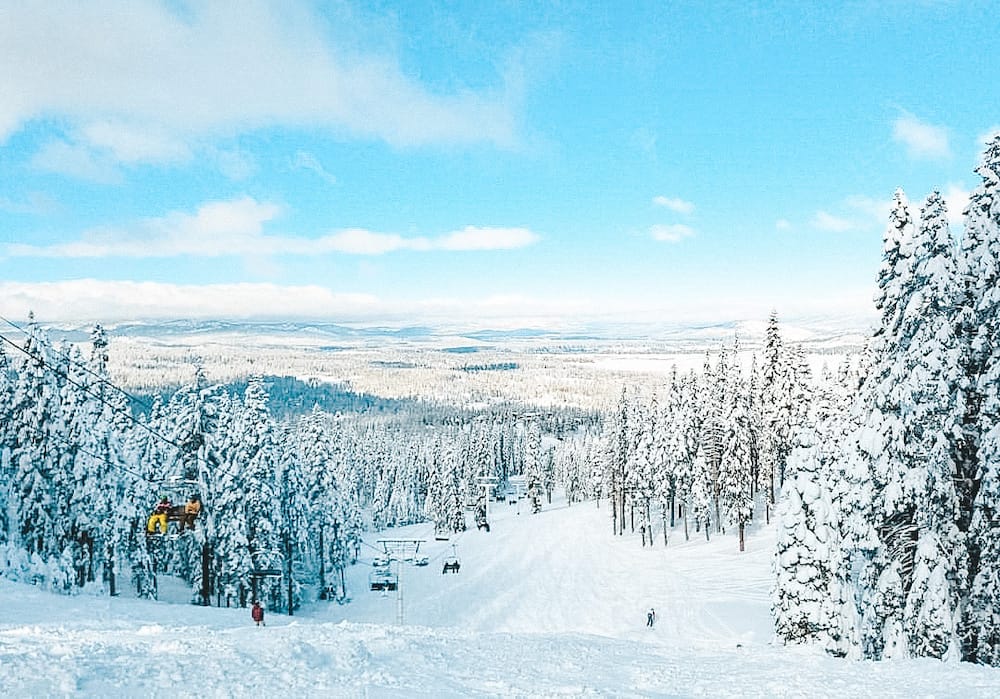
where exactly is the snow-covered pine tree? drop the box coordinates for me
[653,377,679,545]
[524,421,545,515]
[630,392,658,545]
[852,188,918,659]
[841,187,970,660]
[717,346,755,551]
[275,421,310,613]
[120,400,166,598]
[10,320,71,581]
[0,341,16,544]
[696,350,726,534]
[668,370,700,541]
[777,344,871,656]
[896,191,965,659]
[784,344,815,483]
[773,423,839,649]
[238,377,283,609]
[422,440,443,534]
[760,311,796,497]
[609,387,633,534]
[962,134,1000,665]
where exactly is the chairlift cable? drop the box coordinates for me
[0,321,245,485]
[0,330,190,458]
[10,416,155,484]
[0,314,162,415]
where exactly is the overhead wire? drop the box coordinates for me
[0,313,159,415]
[0,315,274,490]
[8,412,155,484]
[0,329,190,458]
[0,319,218,488]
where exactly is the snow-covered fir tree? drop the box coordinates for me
[961,134,1000,664]
[773,429,839,649]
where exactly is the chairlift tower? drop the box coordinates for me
[476,474,499,520]
[376,538,426,625]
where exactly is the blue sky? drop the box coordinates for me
[0,0,997,328]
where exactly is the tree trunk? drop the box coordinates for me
[318,527,327,599]
[739,521,745,552]
[611,492,617,535]
[286,535,294,616]
[105,544,116,597]
[621,485,634,534]
[201,542,212,606]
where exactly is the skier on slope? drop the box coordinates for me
[646,608,656,628]
[252,601,265,627]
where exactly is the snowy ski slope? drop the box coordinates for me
[1,497,998,697]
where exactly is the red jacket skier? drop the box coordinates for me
[251,601,265,626]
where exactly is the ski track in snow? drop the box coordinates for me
[2,499,999,697]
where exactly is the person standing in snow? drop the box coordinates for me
[646,608,656,628]
[252,601,265,627]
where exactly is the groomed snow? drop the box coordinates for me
[2,498,998,697]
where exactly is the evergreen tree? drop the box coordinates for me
[10,320,67,567]
[773,437,839,648]
[524,421,545,514]
[853,188,919,658]
[962,134,1000,664]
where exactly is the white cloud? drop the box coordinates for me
[979,126,1000,145]
[0,279,879,328]
[775,219,792,231]
[437,226,539,251]
[5,197,279,258]
[292,151,337,185]
[1,198,541,258]
[0,279,595,325]
[0,191,58,215]
[30,140,122,183]
[0,280,379,322]
[892,113,950,160]
[0,1,518,156]
[649,224,695,243]
[214,149,259,181]
[320,229,416,255]
[844,195,892,226]
[79,121,191,164]
[812,211,856,232]
[942,184,970,226]
[652,196,695,215]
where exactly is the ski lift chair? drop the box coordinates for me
[146,477,201,537]
[442,544,461,574]
[369,566,398,591]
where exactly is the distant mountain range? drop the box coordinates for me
[39,314,875,353]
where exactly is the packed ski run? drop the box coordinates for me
[2,497,998,697]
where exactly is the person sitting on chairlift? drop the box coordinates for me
[180,494,201,532]
[146,496,171,535]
